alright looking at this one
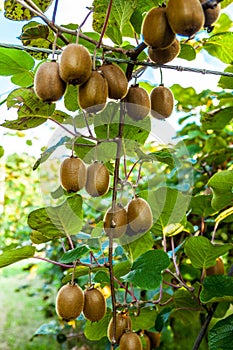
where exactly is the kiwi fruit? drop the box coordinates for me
[85,161,110,197]
[167,0,205,37]
[104,203,128,238]
[146,331,161,349]
[83,287,106,322]
[127,197,153,234]
[148,38,180,64]
[200,0,221,27]
[206,257,224,276]
[150,84,174,119]
[140,333,151,350]
[34,60,66,102]
[107,313,132,344]
[99,63,128,100]
[124,84,150,121]
[60,156,87,192]
[142,7,175,49]
[119,332,143,350]
[78,70,108,113]
[59,44,92,85]
[55,283,84,321]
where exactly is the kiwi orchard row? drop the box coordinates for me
[60,157,153,239]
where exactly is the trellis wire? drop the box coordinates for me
[0,42,233,78]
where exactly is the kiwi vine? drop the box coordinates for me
[1,0,233,350]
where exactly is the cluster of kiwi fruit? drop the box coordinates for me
[34,43,128,111]
[55,283,106,322]
[60,156,153,238]
[60,156,110,197]
[142,0,221,65]
[103,196,153,239]
[34,43,175,120]
[107,312,142,349]
[124,83,174,120]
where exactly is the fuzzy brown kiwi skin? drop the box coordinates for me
[55,283,84,321]
[124,84,150,121]
[34,60,66,102]
[148,38,180,64]
[85,161,110,197]
[59,44,92,85]
[107,313,132,344]
[83,287,106,322]
[78,70,108,113]
[127,197,153,234]
[104,204,128,238]
[60,156,87,193]
[119,332,143,350]
[150,84,174,119]
[142,7,175,49]
[167,0,205,37]
[206,257,224,276]
[99,63,128,100]
[200,0,221,27]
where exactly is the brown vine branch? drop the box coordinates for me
[97,0,113,49]
[192,303,218,350]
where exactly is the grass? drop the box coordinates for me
[0,262,59,350]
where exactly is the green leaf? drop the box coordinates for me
[30,230,51,244]
[93,0,137,44]
[184,236,232,269]
[1,88,55,130]
[1,116,46,130]
[208,314,233,350]
[171,84,199,111]
[0,246,36,268]
[27,195,83,241]
[121,232,154,262]
[0,47,34,76]
[172,288,201,325]
[201,107,233,131]
[4,0,52,21]
[11,71,34,87]
[33,136,70,170]
[218,66,233,89]
[145,187,191,237]
[189,194,216,217]
[60,245,90,263]
[131,307,157,331]
[203,32,233,64]
[0,146,4,158]
[136,148,175,168]
[32,320,61,338]
[212,13,233,34]
[200,275,233,303]
[84,308,112,341]
[178,44,196,61]
[113,260,131,280]
[208,170,233,210]
[122,249,170,290]
[20,21,54,60]
[64,84,79,112]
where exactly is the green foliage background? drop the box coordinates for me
[0,0,233,349]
